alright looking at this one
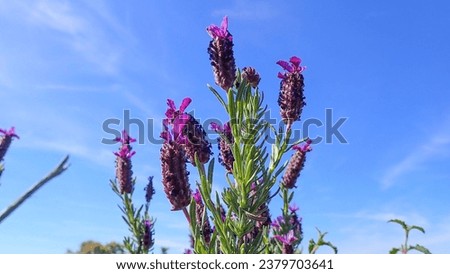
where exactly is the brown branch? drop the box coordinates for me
[0,155,70,224]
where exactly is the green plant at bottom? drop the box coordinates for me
[388,219,431,254]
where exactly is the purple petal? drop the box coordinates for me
[293,141,312,152]
[221,16,228,33]
[193,189,202,204]
[223,122,231,133]
[210,122,222,132]
[276,60,293,72]
[167,99,176,111]
[160,131,171,142]
[122,130,136,144]
[273,235,286,244]
[289,204,299,212]
[179,97,192,113]
[277,72,286,79]
[165,110,175,120]
[271,220,281,229]
[206,25,218,38]
[162,118,170,127]
[0,127,20,139]
[207,16,232,40]
[286,230,298,243]
[173,113,189,138]
[289,56,301,68]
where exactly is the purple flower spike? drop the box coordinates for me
[0,127,20,162]
[142,219,153,251]
[145,176,155,204]
[207,16,236,91]
[281,139,312,189]
[277,56,306,130]
[211,121,234,173]
[161,140,191,211]
[114,130,136,194]
[193,188,212,243]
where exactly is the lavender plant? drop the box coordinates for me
[156,16,334,254]
[110,130,155,254]
[388,219,431,254]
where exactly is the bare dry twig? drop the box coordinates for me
[0,155,70,224]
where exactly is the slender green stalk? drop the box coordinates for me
[0,155,70,224]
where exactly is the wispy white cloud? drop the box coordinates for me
[1,0,133,76]
[330,209,432,253]
[381,132,450,189]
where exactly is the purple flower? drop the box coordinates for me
[207,16,236,91]
[115,130,136,145]
[193,188,212,244]
[160,140,191,211]
[289,211,303,243]
[193,188,203,205]
[274,230,298,254]
[277,56,306,130]
[274,230,298,245]
[271,216,284,230]
[277,56,306,78]
[0,127,19,162]
[142,219,153,251]
[207,16,232,41]
[162,98,191,143]
[145,176,155,204]
[160,99,194,211]
[210,122,234,173]
[182,114,212,166]
[242,67,261,88]
[289,204,299,213]
[163,98,211,166]
[0,127,19,139]
[114,130,136,194]
[281,139,312,189]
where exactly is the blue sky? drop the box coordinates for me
[1,0,449,253]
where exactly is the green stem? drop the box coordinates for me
[0,155,69,224]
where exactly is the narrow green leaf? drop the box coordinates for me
[208,84,227,110]
[388,219,408,231]
[410,225,426,234]
[207,158,215,185]
[410,244,431,254]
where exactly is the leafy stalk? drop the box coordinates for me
[388,219,430,254]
